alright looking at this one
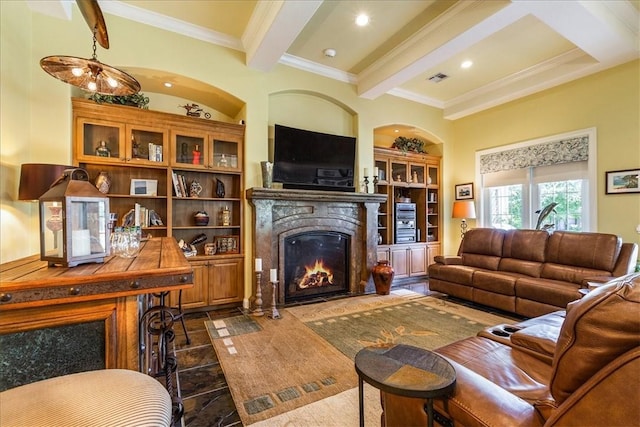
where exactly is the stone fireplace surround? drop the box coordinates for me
[247,187,386,307]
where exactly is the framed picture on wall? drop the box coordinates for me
[605,169,640,194]
[455,183,474,200]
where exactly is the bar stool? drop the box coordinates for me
[0,369,172,427]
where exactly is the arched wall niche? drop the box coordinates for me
[85,67,249,123]
[268,90,359,160]
[374,123,444,157]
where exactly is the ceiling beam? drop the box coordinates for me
[242,0,323,72]
[517,0,640,64]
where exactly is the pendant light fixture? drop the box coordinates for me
[40,0,140,96]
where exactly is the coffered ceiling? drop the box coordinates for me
[29,0,640,120]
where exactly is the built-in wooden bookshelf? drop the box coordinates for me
[72,98,245,308]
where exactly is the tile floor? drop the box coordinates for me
[172,282,432,427]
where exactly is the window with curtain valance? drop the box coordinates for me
[475,128,596,231]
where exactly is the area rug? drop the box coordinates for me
[206,291,514,426]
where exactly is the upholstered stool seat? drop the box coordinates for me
[0,369,172,427]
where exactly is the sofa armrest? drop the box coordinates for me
[612,242,639,277]
[382,359,542,427]
[434,360,543,427]
[433,255,463,265]
[510,325,560,364]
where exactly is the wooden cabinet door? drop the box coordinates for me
[176,260,208,309]
[409,244,428,276]
[427,243,441,268]
[390,246,409,279]
[377,245,391,262]
[208,257,244,304]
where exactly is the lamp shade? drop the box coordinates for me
[19,163,75,201]
[452,200,476,219]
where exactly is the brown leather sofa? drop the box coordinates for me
[381,272,640,427]
[428,228,638,318]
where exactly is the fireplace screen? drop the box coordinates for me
[284,231,350,302]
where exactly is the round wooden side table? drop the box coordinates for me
[355,344,456,427]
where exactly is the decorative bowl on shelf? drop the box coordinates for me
[194,211,209,226]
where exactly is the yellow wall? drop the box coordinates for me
[446,60,640,253]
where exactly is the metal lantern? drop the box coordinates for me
[39,168,110,267]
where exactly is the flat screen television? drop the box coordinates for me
[273,124,356,192]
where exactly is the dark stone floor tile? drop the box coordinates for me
[174,329,213,351]
[177,345,217,370]
[179,364,228,399]
[183,313,210,333]
[183,387,242,427]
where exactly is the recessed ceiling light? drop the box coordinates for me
[323,48,337,58]
[164,82,173,88]
[461,60,473,69]
[355,14,369,26]
[394,129,399,133]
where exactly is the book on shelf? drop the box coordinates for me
[148,143,163,162]
[172,172,183,197]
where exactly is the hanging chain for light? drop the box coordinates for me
[91,26,98,61]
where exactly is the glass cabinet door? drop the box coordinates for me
[390,161,408,183]
[409,163,426,186]
[211,138,240,171]
[374,158,389,183]
[127,125,168,166]
[76,119,125,164]
[171,130,209,169]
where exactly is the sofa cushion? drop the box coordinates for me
[473,270,520,295]
[503,229,549,262]
[550,273,640,404]
[544,231,621,272]
[460,228,505,271]
[515,277,581,308]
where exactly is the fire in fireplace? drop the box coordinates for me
[284,231,350,303]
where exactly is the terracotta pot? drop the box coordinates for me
[372,260,394,295]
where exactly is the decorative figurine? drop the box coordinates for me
[95,140,111,157]
[94,171,111,194]
[189,180,202,197]
[215,178,225,198]
[180,142,188,163]
[192,144,201,165]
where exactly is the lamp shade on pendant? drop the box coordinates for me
[19,163,75,201]
[452,201,477,219]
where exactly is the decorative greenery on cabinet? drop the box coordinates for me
[72,98,245,308]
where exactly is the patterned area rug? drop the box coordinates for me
[204,315,262,339]
[207,291,514,426]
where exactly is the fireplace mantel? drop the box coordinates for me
[247,187,386,306]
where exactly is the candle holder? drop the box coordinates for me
[252,271,264,316]
[268,280,281,320]
[373,175,379,186]
[363,176,370,193]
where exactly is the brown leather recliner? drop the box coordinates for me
[381,273,640,427]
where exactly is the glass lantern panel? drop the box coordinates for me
[70,200,108,257]
[42,201,64,258]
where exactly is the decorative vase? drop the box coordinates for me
[94,171,111,194]
[261,161,273,188]
[194,211,209,226]
[372,260,394,295]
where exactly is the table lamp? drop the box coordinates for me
[452,200,476,239]
[18,163,75,201]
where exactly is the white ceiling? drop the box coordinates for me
[29,0,640,121]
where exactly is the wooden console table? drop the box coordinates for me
[0,237,193,385]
